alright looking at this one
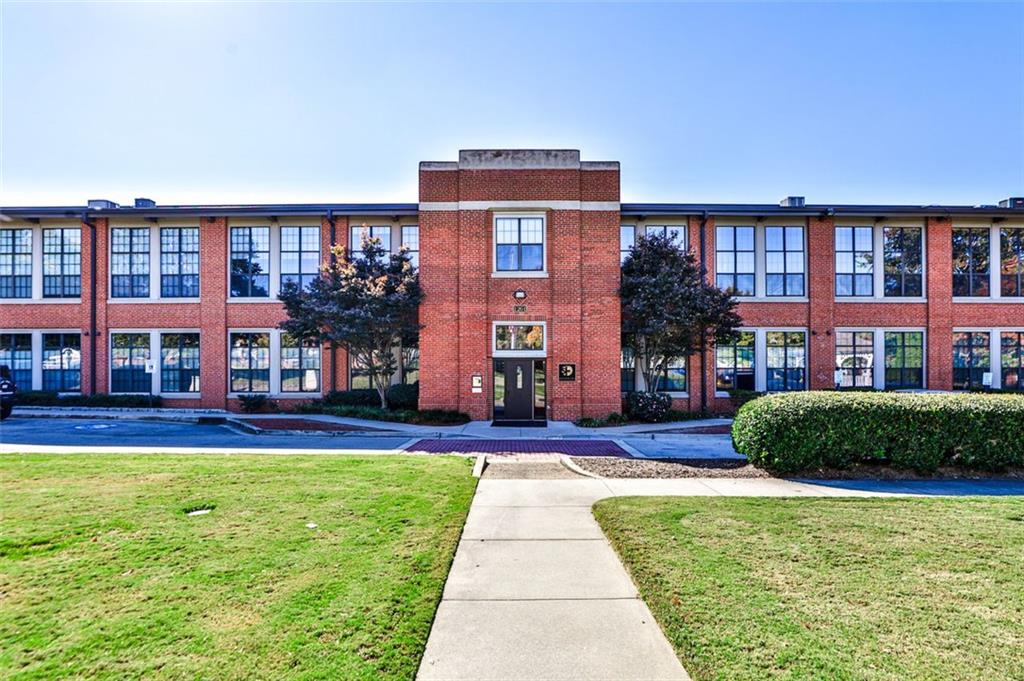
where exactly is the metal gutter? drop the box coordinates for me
[620,203,1024,217]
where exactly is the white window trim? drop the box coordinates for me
[226,220,278,302]
[831,221,928,302]
[226,328,322,398]
[951,222,1024,303]
[35,328,83,394]
[492,320,547,358]
[492,213,548,278]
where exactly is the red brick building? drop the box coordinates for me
[1,149,1022,421]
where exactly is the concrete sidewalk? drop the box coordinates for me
[418,476,1024,680]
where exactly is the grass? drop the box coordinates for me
[594,497,1024,681]
[0,454,476,680]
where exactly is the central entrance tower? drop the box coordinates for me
[417,149,622,422]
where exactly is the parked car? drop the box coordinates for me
[0,365,16,420]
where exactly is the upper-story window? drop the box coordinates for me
[620,225,635,264]
[401,225,420,269]
[715,226,755,296]
[111,227,150,298]
[0,228,32,298]
[641,225,685,247]
[160,227,199,298]
[765,226,805,296]
[350,225,391,259]
[42,228,81,298]
[883,227,923,297]
[835,226,873,297]
[952,228,990,297]
[230,226,270,298]
[1000,227,1024,297]
[495,216,544,272]
[281,226,320,290]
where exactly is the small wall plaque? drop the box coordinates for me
[471,374,483,393]
[558,364,576,381]
[513,304,527,314]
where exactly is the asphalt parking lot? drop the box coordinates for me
[0,417,415,452]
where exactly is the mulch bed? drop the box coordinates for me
[245,418,385,432]
[571,456,770,479]
[646,425,733,435]
[408,439,629,457]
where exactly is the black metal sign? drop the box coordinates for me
[558,364,576,381]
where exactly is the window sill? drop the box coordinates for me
[834,297,927,303]
[953,297,1024,304]
[226,298,281,304]
[733,297,809,303]
[491,271,548,279]
[107,298,201,304]
[2,298,82,304]
[493,350,546,358]
[227,392,321,399]
[658,391,689,399]
[159,393,202,399]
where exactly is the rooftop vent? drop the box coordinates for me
[87,199,119,210]
[999,197,1024,209]
[780,196,805,208]
[134,198,156,208]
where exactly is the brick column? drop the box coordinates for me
[926,216,953,389]
[580,209,622,418]
[456,210,491,420]
[807,216,835,389]
[199,217,228,409]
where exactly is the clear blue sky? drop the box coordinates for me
[1,1,1022,206]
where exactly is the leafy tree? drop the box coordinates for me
[279,235,422,409]
[620,233,741,393]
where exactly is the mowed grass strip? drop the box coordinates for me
[594,497,1024,681]
[0,454,476,680]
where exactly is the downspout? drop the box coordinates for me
[83,212,98,395]
[327,209,337,393]
[698,210,708,414]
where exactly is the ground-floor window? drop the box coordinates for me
[495,324,544,352]
[281,334,320,392]
[620,347,636,393]
[401,347,419,385]
[836,331,874,388]
[716,331,755,391]
[42,333,81,392]
[884,331,924,389]
[348,348,419,390]
[952,332,990,390]
[766,331,806,391]
[161,333,200,393]
[1001,331,1024,391]
[230,333,270,393]
[653,358,687,393]
[0,333,32,388]
[111,333,151,393]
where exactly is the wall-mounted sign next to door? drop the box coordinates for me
[471,374,483,393]
[558,363,576,381]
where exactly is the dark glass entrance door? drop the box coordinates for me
[493,359,546,423]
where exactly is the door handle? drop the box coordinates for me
[516,365,523,389]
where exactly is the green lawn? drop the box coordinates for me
[0,454,476,680]
[594,497,1024,681]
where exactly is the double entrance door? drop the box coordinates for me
[493,358,546,425]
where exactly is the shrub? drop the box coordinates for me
[732,391,1024,474]
[15,391,163,408]
[317,405,470,425]
[386,382,419,410]
[237,394,278,413]
[322,389,381,407]
[575,412,629,428]
[624,392,672,423]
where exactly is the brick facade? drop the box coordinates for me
[1,149,1022,418]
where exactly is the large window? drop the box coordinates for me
[111,227,150,298]
[111,333,151,393]
[835,331,874,388]
[835,226,873,297]
[349,354,372,390]
[883,227,923,297]
[230,227,270,297]
[0,228,32,298]
[42,228,81,298]
[716,331,755,391]
[281,334,320,392]
[952,228,990,297]
[621,347,636,392]
[766,331,806,391]
[654,359,687,393]
[641,225,685,247]
[884,331,924,389]
[160,333,200,393]
[42,333,80,392]
[230,333,270,392]
[495,216,544,272]
[160,227,199,297]
[1001,332,1024,391]
[716,226,755,296]
[401,346,419,384]
[1001,227,1024,297]
[620,225,635,264]
[495,324,544,352]
[765,226,805,296]
[0,333,32,387]
[401,225,420,269]
[281,226,320,290]
[952,332,990,390]
[350,225,391,258]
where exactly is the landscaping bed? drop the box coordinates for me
[0,454,476,679]
[571,457,768,478]
[594,496,1024,680]
[243,418,388,432]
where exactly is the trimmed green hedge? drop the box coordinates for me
[295,403,470,425]
[15,391,164,408]
[732,391,1024,474]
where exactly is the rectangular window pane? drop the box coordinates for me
[620,225,635,264]
[230,227,270,297]
[952,228,991,297]
[1000,228,1024,297]
[765,226,805,296]
[0,333,33,387]
[716,226,755,296]
[281,226,320,291]
[281,334,320,392]
[41,333,81,392]
[883,227,923,297]
[495,324,544,351]
[111,228,150,298]
[836,330,874,388]
[229,332,270,392]
[835,226,874,297]
[111,333,151,393]
[0,228,32,298]
[160,333,200,393]
[1000,332,1024,391]
[402,225,420,269]
[495,217,545,272]
[766,331,806,391]
[42,228,81,298]
[952,332,990,390]
[716,331,756,391]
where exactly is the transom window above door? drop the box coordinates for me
[493,322,546,356]
[494,216,545,273]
